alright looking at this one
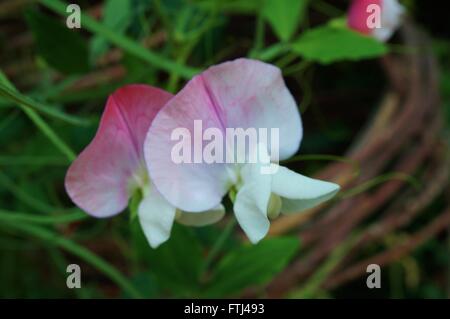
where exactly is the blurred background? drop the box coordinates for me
[0,0,449,298]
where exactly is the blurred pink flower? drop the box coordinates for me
[145,59,340,243]
[65,85,224,248]
[348,0,405,42]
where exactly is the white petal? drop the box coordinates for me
[138,187,176,248]
[234,162,272,244]
[272,165,340,214]
[176,205,225,227]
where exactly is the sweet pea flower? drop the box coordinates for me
[65,85,225,248]
[145,58,340,243]
[348,0,405,42]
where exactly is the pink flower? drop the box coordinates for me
[348,0,405,42]
[65,85,225,248]
[145,59,340,243]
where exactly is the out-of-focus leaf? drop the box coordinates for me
[122,53,157,83]
[0,71,14,89]
[40,0,199,79]
[132,221,203,296]
[158,0,219,43]
[197,0,260,15]
[263,0,309,42]
[173,6,209,42]
[205,237,300,297]
[0,82,91,126]
[0,72,76,160]
[121,273,160,298]
[91,0,132,59]
[25,9,89,74]
[292,25,388,64]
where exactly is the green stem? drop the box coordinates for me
[0,155,69,166]
[282,154,361,179]
[253,42,291,61]
[283,60,311,76]
[0,209,87,224]
[338,172,421,200]
[39,0,199,79]
[275,52,297,69]
[248,8,265,57]
[292,232,360,298]
[3,221,143,298]
[0,83,90,126]
[166,40,198,92]
[0,74,76,161]
[20,105,76,161]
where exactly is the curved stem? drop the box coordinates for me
[338,172,422,200]
[0,209,87,224]
[4,221,142,298]
[39,0,199,79]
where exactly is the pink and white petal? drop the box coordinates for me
[145,76,233,213]
[271,166,340,214]
[373,0,405,41]
[65,85,172,218]
[176,204,225,227]
[109,85,173,159]
[146,59,301,212]
[202,58,302,160]
[348,0,382,36]
[138,186,176,248]
[234,161,272,244]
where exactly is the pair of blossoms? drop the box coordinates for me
[65,59,339,248]
[65,0,405,248]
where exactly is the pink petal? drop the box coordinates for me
[146,58,301,212]
[202,58,302,159]
[348,0,382,35]
[144,76,232,212]
[65,85,172,217]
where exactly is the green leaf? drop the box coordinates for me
[25,9,89,74]
[0,208,86,225]
[198,0,260,14]
[121,272,160,298]
[292,25,388,64]
[91,0,132,59]
[3,220,142,298]
[0,72,76,160]
[39,0,199,79]
[132,222,204,296]
[263,0,309,42]
[205,237,300,297]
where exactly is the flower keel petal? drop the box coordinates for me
[138,187,176,248]
[234,162,272,244]
[272,166,340,214]
[65,85,172,218]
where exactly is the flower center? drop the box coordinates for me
[128,162,149,195]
